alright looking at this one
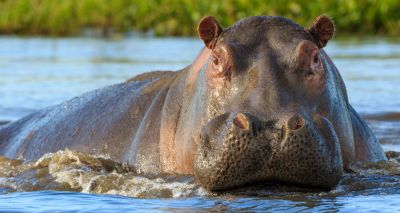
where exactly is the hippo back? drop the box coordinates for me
[0,71,176,168]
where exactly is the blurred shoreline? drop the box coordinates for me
[1,0,400,37]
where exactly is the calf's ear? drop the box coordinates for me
[308,15,335,48]
[198,16,222,49]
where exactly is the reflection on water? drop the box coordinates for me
[1,191,400,212]
[0,36,399,211]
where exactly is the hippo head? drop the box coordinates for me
[193,16,353,191]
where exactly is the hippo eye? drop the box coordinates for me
[306,71,314,76]
[313,54,319,64]
[208,46,233,80]
[213,57,220,65]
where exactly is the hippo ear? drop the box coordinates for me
[198,16,223,49]
[308,15,335,48]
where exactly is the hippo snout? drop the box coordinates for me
[273,114,343,188]
[194,112,343,191]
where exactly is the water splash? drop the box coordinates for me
[0,149,202,198]
[0,149,399,199]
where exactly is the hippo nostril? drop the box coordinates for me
[233,113,250,130]
[287,114,305,131]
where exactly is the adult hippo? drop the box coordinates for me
[0,15,386,191]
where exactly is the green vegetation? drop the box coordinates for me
[0,0,399,36]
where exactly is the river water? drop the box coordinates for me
[0,36,399,212]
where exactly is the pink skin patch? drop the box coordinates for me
[188,47,211,85]
[205,45,233,89]
[296,40,326,95]
[233,113,250,130]
[287,115,305,131]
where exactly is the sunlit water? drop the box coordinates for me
[0,36,399,212]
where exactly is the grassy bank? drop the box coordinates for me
[0,0,400,36]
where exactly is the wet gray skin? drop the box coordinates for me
[193,15,385,191]
[196,112,342,190]
[0,15,386,192]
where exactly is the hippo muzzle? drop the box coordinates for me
[194,112,343,191]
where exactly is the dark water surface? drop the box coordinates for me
[0,36,399,212]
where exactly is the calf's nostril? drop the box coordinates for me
[233,113,250,130]
[287,114,305,131]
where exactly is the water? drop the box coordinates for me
[0,36,202,121]
[1,191,399,212]
[0,36,399,212]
